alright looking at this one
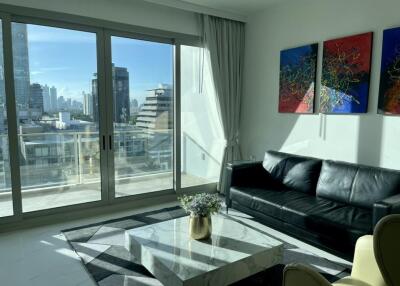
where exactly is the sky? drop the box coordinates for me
[26,24,173,105]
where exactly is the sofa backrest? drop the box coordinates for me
[316,160,400,209]
[262,151,322,194]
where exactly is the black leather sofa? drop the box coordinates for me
[225,151,400,257]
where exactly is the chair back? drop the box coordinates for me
[283,264,331,286]
[374,214,400,286]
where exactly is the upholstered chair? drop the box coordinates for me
[374,214,400,286]
[283,214,400,286]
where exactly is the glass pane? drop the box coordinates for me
[12,23,101,212]
[0,20,13,217]
[111,37,173,197]
[181,45,223,188]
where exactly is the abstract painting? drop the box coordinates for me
[279,44,318,113]
[378,27,400,115]
[320,32,373,113]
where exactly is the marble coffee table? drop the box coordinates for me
[125,214,283,286]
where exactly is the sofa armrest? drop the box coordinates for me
[225,161,274,211]
[373,193,400,227]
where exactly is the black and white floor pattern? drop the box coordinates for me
[63,206,351,286]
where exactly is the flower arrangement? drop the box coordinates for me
[178,193,222,217]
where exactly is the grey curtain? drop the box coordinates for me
[200,14,245,194]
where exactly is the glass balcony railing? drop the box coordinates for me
[0,129,219,194]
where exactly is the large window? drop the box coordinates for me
[110,36,174,197]
[0,10,222,222]
[180,45,223,188]
[0,20,13,217]
[12,23,101,212]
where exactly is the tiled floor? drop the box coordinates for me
[0,202,351,286]
[0,201,179,286]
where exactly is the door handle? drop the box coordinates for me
[102,135,106,150]
[109,135,112,150]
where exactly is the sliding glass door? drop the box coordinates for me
[0,12,221,222]
[109,35,174,197]
[11,22,102,212]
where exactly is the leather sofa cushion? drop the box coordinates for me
[350,165,400,209]
[281,196,345,229]
[308,205,372,233]
[283,202,372,244]
[317,160,400,209]
[230,187,309,220]
[263,151,322,194]
[316,160,358,204]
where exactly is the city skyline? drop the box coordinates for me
[27,24,173,105]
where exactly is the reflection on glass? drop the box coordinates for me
[181,45,223,188]
[111,37,173,197]
[0,21,13,217]
[12,23,101,212]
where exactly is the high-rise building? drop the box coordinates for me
[130,98,139,114]
[83,92,93,117]
[92,66,130,123]
[58,96,65,110]
[91,73,98,121]
[136,84,172,130]
[50,86,57,112]
[29,83,43,119]
[12,23,30,109]
[72,100,82,111]
[66,98,72,110]
[42,84,50,113]
[135,84,173,169]
[113,66,130,123]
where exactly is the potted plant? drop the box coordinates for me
[178,193,222,240]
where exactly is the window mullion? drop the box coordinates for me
[2,15,23,217]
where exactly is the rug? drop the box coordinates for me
[63,206,350,285]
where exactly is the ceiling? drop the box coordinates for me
[143,0,286,21]
[176,0,284,15]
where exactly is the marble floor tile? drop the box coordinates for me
[0,201,178,286]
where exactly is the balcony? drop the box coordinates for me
[0,129,221,215]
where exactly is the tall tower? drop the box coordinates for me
[50,86,57,112]
[83,92,93,116]
[12,23,30,110]
[91,73,98,121]
[29,83,43,119]
[42,84,50,113]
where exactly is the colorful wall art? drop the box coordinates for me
[279,44,318,113]
[320,32,373,113]
[378,27,400,115]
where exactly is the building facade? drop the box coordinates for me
[112,66,130,123]
[50,86,58,112]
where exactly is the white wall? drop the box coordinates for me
[0,0,199,36]
[241,0,400,169]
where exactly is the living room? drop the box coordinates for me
[0,0,399,285]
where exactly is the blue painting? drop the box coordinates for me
[378,27,400,114]
[320,32,373,113]
[279,44,318,113]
